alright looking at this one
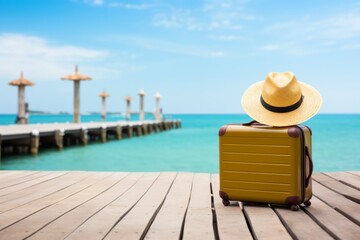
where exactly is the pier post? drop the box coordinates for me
[99,91,110,122]
[101,96,106,121]
[163,122,168,130]
[157,123,162,131]
[156,123,161,132]
[101,125,107,143]
[147,124,153,134]
[30,130,39,155]
[81,127,88,145]
[8,72,34,125]
[116,125,122,140]
[74,81,80,123]
[125,96,132,121]
[61,65,92,124]
[142,124,148,135]
[128,125,133,138]
[138,89,146,121]
[54,129,64,150]
[18,86,26,124]
[155,92,162,121]
[137,125,143,136]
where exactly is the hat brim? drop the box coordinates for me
[241,81,322,126]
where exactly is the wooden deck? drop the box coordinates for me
[0,171,359,240]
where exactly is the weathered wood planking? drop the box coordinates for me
[302,196,360,239]
[28,172,135,240]
[0,172,112,238]
[313,173,360,201]
[243,204,292,240]
[0,171,39,183]
[104,172,177,240]
[312,180,360,225]
[182,173,214,240]
[65,172,160,240]
[0,171,66,196]
[144,172,194,240]
[0,171,359,240]
[324,172,360,190]
[348,171,360,177]
[273,206,332,240]
[0,172,91,213]
[211,174,252,240]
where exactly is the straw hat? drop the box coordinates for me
[241,72,322,126]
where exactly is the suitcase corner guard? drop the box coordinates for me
[219,191,230,206]
[218,125,228,136]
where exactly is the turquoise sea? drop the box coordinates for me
[0,114,359,173]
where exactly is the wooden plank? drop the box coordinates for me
[0,172,119,239]
[0,171,65,196]
[347,171,360,177]
[324,172,360,190]
[0,171,38,181]
[303,196,360,239]
[27,172,135,240]
[0,171,46,189]
[313,173,360,202]
[0,172,89,213]
[243,205,292,240]
[144,172,194,239]
[211,174,252,240]
[182,173,214,240]
[312,180,360,225]
[0,171,101,230]
[105,172,177,240]
[66,172,160,240]
[273,207,332,239]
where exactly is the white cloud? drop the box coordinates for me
[108,2,151,10]
[209,34,246,41]
[83,0,103,6]
[103,35,226,58]
[210,51,225,57]
[83,0,152,10]
[260,44,279,51]
[0,33,108,81]
[264,11,360,55]
[258,42,311,56]
[153,0,255,31]
[153,10,204,30]
[93,0,103,5]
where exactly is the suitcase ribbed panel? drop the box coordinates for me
[219,125,302,204]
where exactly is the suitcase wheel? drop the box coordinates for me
[222,199,230,206]
[290,205,299,211]
[304,201,311,207]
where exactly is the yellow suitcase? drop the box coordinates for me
[219,122,313,210]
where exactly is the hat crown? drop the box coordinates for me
[262,72,302,107]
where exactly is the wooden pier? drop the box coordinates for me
[0,120,181,159]
[0,171,358,239]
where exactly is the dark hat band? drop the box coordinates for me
[260,95,304,113]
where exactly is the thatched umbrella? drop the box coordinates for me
[61,65,92,123]
[138,89,146,121]
[124,96,132,121]
[8,72,34,124]
[154,92,162,121]
[98,90,110,121]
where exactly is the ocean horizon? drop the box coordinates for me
[0,113,359,173]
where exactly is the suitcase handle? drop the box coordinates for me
[305,146,313,187]
[242,120,264,126]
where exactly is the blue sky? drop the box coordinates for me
[0,0,360,114]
